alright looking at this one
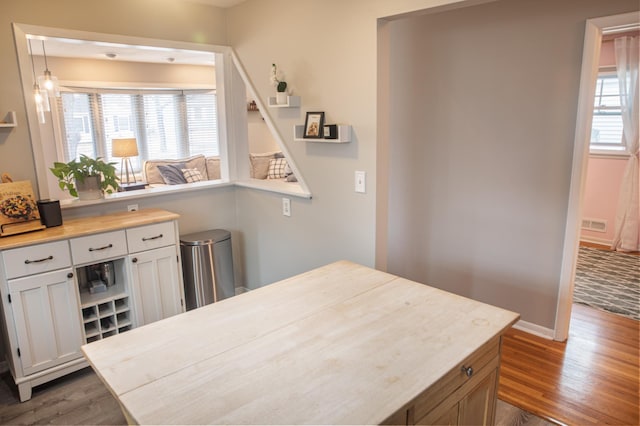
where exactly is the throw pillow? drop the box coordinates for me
[158,164,187,185]
[284,162,297,182]
[182,168,204,183]
[267,158,288,179]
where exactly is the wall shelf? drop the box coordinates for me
[268,96,301,108]
[293,124,351,143]
[0,111,17,128]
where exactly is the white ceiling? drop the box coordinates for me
[27,36,216,66]
[25,0,250,66]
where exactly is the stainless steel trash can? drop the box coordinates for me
[180,229,235,310]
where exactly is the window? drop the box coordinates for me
[590,72,625,154]
[57,89,218,173]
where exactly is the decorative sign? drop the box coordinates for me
[0,181,45,237]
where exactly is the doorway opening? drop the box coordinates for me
[555,11,639,340]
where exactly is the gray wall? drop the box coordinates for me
[1,0,637,351]
[381,0,638,329]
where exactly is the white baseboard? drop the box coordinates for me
[512,320,555,340]
[235,286,250,295]
[580,237,640,251]
[580,236,612,247]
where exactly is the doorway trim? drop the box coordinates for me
[554,11,640,341]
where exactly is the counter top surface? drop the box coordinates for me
[82,260,519,425]
[0,208,179,250]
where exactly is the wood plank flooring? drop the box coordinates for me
[0,303,636,425]
[499,303,640,425]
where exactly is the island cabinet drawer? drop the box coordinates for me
[409,336,500,424]
[70,230,128,265]
[2,241,71,279]
[126,221,176,253]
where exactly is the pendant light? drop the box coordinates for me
[28,38,49,123]
[38,40,60,98]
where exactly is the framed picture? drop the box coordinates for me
[304,112,325,138]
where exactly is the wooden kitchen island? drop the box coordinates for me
[82,261,519,425]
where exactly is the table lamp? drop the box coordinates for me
[112,138,139,186]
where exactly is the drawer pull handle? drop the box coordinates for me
[24,255,53,264]
[461,366,473,377]
[142,234,163,242]
[89,243,113,252]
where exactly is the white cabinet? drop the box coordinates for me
[1,239,83,401]
[7,269,83,381]
[2,240,71,279]
[70,230,127,265]
[127,222,183,326]
[130,246,183,326]
[0,209,184,402]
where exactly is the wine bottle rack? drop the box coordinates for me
[81,291,132,343]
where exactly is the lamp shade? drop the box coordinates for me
[112,138,139,157]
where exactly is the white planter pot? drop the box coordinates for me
[76,175,103,200]
[276,92,288,105]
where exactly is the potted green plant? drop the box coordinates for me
[50,154,120,200]
[271,63,288,104]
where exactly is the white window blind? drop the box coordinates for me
[59,93,98,161]
[141,94,181,161]
[591,73,625,153]
[186,93,218,157]
[100,93,137,163]
[57,89,218,172]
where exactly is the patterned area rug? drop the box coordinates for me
[573,246,639,321]
[496,400,556,426]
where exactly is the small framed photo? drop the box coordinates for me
[304,112,325,138]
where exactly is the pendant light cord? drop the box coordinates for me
[27,39,37,83]
[41,40,50,71]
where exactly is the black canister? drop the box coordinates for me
[37,199,63,228]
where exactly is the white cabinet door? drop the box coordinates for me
[130,245,183,326]
[8,268,83,376]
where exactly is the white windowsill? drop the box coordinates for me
[234,179,312,199]
[60,180,234,209]
[589,150,630,160]
[59,178,311,210]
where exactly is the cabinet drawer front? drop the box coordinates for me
[127,222,176,253]
[412,336,500,422]
[2,241,71,279]
[71,231,128,265]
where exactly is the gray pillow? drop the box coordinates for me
[158,163,187,185]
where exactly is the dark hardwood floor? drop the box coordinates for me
[499,303,640,426]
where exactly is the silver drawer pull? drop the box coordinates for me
[461,365,473,377]
[89,243,113,252]
[24,255,54,264]
[142,234,163,242]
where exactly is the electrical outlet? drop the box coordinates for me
[127,204,139,212]
[282,198,291,217]
[355,171,366,193]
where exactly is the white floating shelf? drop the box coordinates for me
[0,111,17,128]
[293,124,351,143]
[268,96,301,108]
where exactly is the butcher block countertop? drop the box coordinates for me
[82,261,519,425]
[0,208,179,250]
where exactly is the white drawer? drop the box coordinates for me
[70,230,128,265]
[2,240,71,279]
[127,222,176,253]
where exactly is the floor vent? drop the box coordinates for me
[582,218,607,232]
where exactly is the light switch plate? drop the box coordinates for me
[282,198,291,217]
[355,171,366,193]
